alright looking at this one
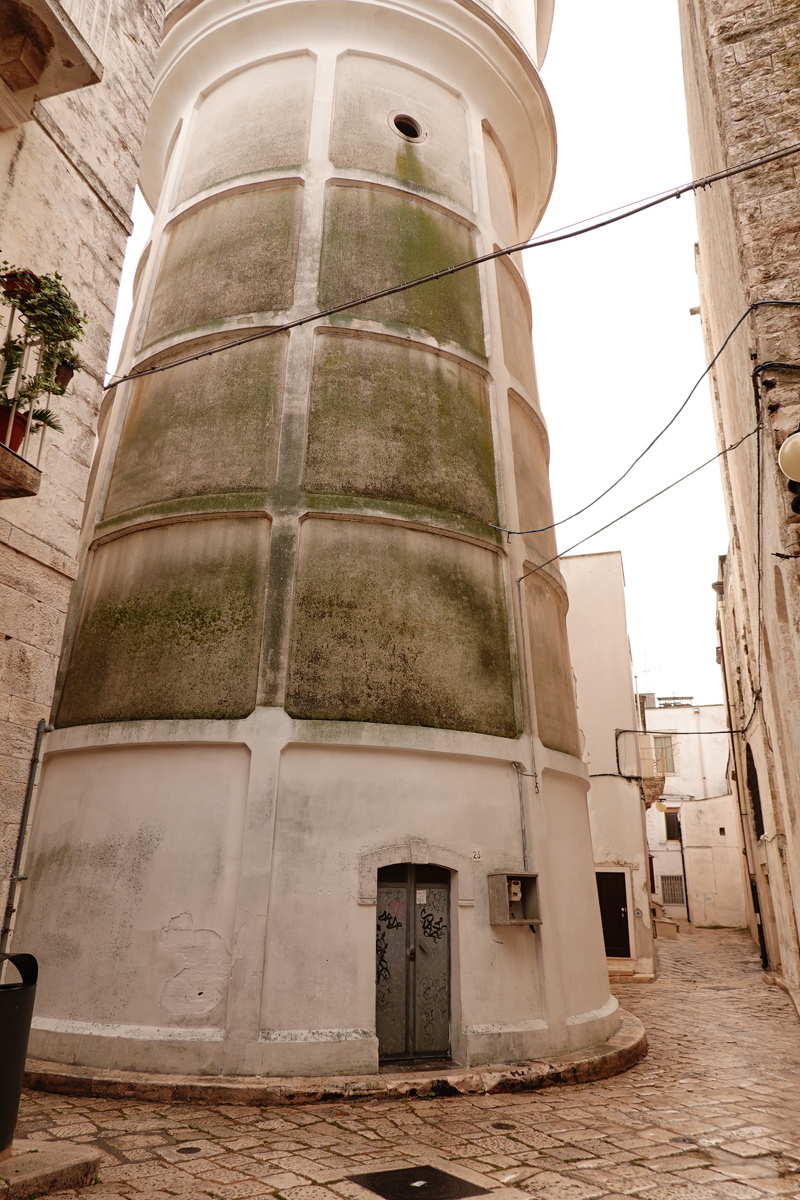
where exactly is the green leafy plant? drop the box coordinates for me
[0,263,85,438]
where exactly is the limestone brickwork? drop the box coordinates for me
[678,0,800,982]
[0,1,164,934]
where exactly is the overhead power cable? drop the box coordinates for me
[517,426,758,588]
[104,140,800,391]
[495,298,800,537]
[514,427,755,791]
[616,727,744,737]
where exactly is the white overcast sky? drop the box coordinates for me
[532,0,728,705]
[107,0,729,706]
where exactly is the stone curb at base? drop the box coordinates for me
[0,1140,101,1199]
[23,1008,646,1107]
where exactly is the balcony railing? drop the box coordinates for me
[60,0,116,60]
[1,307,52,500]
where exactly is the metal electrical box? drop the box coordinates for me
[487,873,541,927]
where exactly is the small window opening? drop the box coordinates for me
[393,114,423,140]
[653,734,675,773]
[665,811,681,841]
[719,826,726,836]
[661,874,686,905]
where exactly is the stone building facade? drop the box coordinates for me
[0,0,164,941]
[13,0,621,1076]
[677,0,800,983]
[643,701,750,931]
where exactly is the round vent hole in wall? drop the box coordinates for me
[392,114,424,141]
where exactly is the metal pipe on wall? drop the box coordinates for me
[0,719,51,955]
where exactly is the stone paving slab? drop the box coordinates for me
[0,1139,100,1198]
[24,1011,646,1106]
[11,925,800,1200]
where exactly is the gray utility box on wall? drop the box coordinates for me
[488,873,541,926]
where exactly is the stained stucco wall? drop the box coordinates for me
[13,0,616,1075]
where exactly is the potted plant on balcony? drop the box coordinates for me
[1,270,41,306]
[0,265,83,455]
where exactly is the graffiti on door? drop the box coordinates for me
[376,865,450,1060]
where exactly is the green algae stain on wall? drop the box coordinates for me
[328,54,472,210]
[144,185,303,346]
[105,335,288,519]
[304,333,497,523]
[285,518,516,737]
[508,394,557,563]
[395,141,425,188]
[318,185,484,357]
[524,572,581,758]
[56,517,269,727]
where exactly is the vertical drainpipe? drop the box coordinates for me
[0,719,51,955]
[678,808,692,925]
[512,763,530,872]
[695,707,708,799]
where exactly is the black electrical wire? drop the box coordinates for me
[517,426,758,588]
[515,428,757,770]
[616,728,744,737]
[103,140,800,391]
[495,299,800,538]
[741,690,762,736]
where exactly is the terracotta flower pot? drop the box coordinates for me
[54,362,74,390]
[0,271,41,305]
[0,409,31,454]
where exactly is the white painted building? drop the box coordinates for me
[562,553,655,982]
[14,0,621,1077]
[643,701,750,928]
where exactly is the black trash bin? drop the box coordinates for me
[0,953,38,1160]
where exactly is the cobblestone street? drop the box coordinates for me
[16,924,800,1200]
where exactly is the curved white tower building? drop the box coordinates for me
[15,0,619,1077]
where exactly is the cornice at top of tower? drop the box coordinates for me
[163,0,553,68]
[145,0,557,236]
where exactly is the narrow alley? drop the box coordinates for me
[16,924,800,1200]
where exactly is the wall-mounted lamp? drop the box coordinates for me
[778,430,800,515]
[778,430,800,482]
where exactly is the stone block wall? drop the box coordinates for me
[678,0,800,982]
[0,0,164,929]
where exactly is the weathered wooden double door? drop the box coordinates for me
[376,864,450,1061]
